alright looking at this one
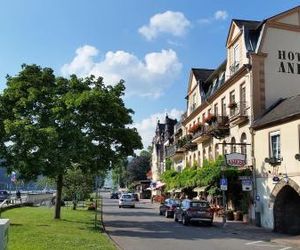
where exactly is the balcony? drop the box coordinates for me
[192,125,211,143]
[177,134,197,151]
[165,144,184,158]
[207,115,229,139]
[229,61,240,75]
[174,121,183,137]
[229,102,249,126]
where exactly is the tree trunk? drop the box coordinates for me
[54,174,63,219]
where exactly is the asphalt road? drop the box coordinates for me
[102,192,297,250]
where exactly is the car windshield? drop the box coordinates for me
[122,195,132,199]
[190,202,209,208]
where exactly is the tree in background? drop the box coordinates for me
[0,64,142,219]
[112,158,128,189]
[126,150,151,185]
[63,166,95,210]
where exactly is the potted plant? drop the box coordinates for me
[226,209,234,221]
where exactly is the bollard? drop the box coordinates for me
[0,219,9,250]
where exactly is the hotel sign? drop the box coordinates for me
[225,153,246,167]
[278,50,300,74]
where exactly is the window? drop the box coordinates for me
[221,97,226,116]
[240,133,247,159]
[230,44,240,75]
[222,140,227,155]
[270,131,280,160]
[231,137,236,153]
[240,84,246,115]
[190,93,197,112]
[233,44,240,64]
[208,146,213,160]
[214,103,218,116]
[215,144,219,159]
[198,151,201,167]
[229,91,236,116]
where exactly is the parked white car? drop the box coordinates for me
[119,193,135,208]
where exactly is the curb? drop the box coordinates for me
[100,196,123,250]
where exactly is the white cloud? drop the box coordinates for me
[134,109,184,149]
[139,11,191,40]
[197,10,228,25]
[61,45,182,98]
[214,10,228,20]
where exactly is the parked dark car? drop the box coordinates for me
[0,190,10,202]
[174,199,213,226]
[159,198,180,218]
[110,192,119,199]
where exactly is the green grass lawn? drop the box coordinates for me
[3,206,116,250]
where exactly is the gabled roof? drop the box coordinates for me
[187,68,214,96]
[252,95,300,129]
[266,5,300,23]
[226,19,261,47]
[232,19,261,29]
[191,68,215,82]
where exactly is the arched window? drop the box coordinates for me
[193,153,196,167]
[203,148,206,161]
[198,151,201,167]
[240,133,247,158]
[215,144,219,159]
[189,155,192,166]
[222,140,227,155]
[208,146,213,160]
[231,137,236,153]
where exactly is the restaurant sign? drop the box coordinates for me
[225,153,246,167]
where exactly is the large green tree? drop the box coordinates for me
[126,150,151,184]
[0,64,142,218]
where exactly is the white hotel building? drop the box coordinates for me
[152,6,300,234]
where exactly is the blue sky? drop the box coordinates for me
[0,1,299,149]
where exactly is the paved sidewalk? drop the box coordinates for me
[146,199,300,249]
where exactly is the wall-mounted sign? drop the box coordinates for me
[220,178,228,191]
[242,179,252,191]
[277,50,300,74]
[225,153,246,167]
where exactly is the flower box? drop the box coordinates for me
[204,114,216,124]
[228,102,237,109]
[188,122,203,133]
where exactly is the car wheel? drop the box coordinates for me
[182,215,189,226]
[165,210,169,218]
[132,205,135,208]
[159,210,163,215]
[174,213,178,222]
[119,205,121,208]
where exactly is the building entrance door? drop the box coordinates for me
[274,185,300,234]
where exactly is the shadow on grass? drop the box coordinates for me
[10,223,23,226]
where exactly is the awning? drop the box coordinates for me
[193,186,208,192]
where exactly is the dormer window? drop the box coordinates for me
[230,44,240,75]
[190,93,197,113]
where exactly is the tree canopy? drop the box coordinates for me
[126,150,151,184]
[0,64,142,218]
